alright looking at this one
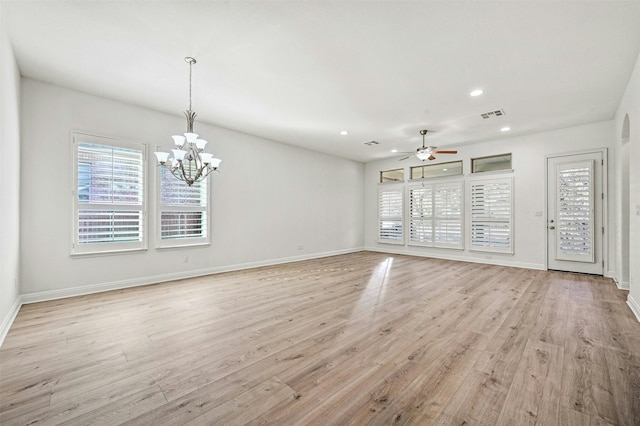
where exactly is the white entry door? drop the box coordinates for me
[547,151,604,275]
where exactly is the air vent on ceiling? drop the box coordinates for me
[481,109,506,119]
[364,140,380,146]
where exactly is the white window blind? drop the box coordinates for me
[158,161,209,247]
[378,187,403,243]
[73,133,146,255]
[409,182,463,249]
[470,177,513,253]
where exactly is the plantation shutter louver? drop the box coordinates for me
[73,134,146,254]
[378,187,403,243]
[470,177,513,253]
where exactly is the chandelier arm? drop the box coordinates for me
[178,160,195,186]
[191,152,205,182]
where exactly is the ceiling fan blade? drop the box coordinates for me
[428,155,436,161]
[433,150,458,154]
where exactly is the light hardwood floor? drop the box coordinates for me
[1,252,639,425]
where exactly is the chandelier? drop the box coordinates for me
[154,57,222,186]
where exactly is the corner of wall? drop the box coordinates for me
[0,297,22,348]
[627,293,640,322]
[0,11,23,348]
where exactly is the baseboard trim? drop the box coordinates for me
[627,294,640,322]
[364,246,546,271]
[606,271,630,290]
[19,247,364,306]
[617,280,630,291]
[0,296,23,348]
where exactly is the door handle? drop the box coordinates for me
[548,226,555,230]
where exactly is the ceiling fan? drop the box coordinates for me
[399,129,458,161]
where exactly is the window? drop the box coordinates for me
[157,160,210,248]
[470,177,513,253]
[72,133,146,255]
[471,153,512,173]
[409,181,463,249]
[556,162,594,261]
[378,187,403,243]
[380,168,404,183]
[410,161,463,180]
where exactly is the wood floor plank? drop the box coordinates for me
[561,296,621,424]
[495,340,564,426]
[1,251,638,425]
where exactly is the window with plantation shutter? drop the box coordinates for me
[409,186,433,245]
[409,181,463,249]
[556,162,594,261]
[378,187,403,243]
[470,177,513,253]
[157,159,209,247]
[72,133,146,255]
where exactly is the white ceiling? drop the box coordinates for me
[2,1,639,162]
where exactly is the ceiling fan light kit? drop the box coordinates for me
[410,129,458,162]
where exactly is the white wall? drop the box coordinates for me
[0,8,22,341]
[615,51,640,321]
[19,78,364,298]
[364,121,615,271]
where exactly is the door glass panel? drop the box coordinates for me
[556,161,594,262]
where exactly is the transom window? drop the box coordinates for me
[411,161,463,180]
[471,153,512,173]
[380,168,404,183]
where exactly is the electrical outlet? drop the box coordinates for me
[297,245,304,251]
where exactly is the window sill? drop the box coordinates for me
[71,247,148,258]
[156,242,211,250]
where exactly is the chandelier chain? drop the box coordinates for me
[188,59,192,112]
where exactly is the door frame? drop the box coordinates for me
[544,148,608,275]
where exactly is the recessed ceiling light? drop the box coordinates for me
[442,168,448,171]
[340,130,348,135]
[501,127,511,132]
[391,149,398,153]
[470,89,484,97]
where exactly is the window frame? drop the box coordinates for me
[468,175,514,254]
[380,168,404,183]
[71,132,147,256]
[410,160,463,180]
[155,146,211,249]
[377,184,404,244]
[408,179,464,249]
[471,153,512,174]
